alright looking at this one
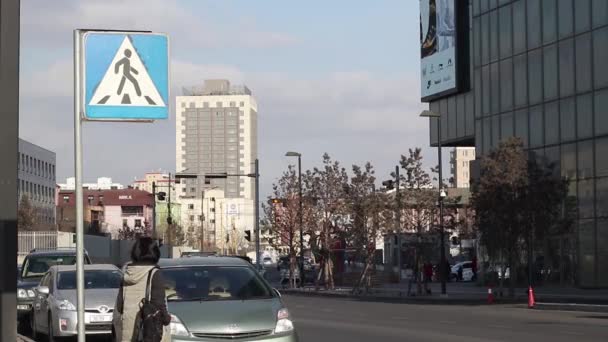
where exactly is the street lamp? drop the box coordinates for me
[286,151,304,287]
[420,109,447,296]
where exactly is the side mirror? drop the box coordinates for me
[37,286,49,295]
[273,288,282,298]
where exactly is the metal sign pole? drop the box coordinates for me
[255,159,261,267]
[73,29,86,342]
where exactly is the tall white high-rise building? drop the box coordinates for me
[176,80,258,199]
[450,147,475,188]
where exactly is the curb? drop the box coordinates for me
[534,302,608,313]
[281,289,520,305]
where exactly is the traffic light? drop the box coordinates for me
[382,180,395,190]
[245,230,252,242]
[157,191,166,201]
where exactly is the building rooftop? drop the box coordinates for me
[181,79,252,96]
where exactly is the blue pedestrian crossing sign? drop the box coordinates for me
[81,31,169,121]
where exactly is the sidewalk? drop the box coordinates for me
[281,282,608,310]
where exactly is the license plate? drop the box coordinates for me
[86,314,112,323]
[17,305,30,311]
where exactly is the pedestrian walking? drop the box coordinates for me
[472,256,478,282]
[113,237,171,342]
[457,265,463,282]
[423,262,433,295]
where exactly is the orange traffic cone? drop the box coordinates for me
[487,287,494,304]
[528,286,535,308]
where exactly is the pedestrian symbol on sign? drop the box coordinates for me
[115,49,141,97]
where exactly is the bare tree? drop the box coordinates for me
[307,154,349,290]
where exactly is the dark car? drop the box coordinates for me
[17,248,91,328]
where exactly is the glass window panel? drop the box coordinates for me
[474,0,481,16]
[543,0,558,44]
[530,105,544,148]
[500,58,513,111]
[515,109,529,147]
[592,0,608,28]
[501,112,514,140]
[575,0,591,33]
[559,39,575,98]
[476,120,483,155]
[598,181,608,217]
[466,92,475,136]
[578,180,595,218]
[527,0,542,49]
[482,14,490,65]
[457,95,466,137]
[596,137,608,177]
[528,49,543,105]
[481,0,489,13]
[578,140,594,179]
[575,33,593,94]
[560,97,576,142]
[482,65,491,115]
[593,27,608,89]
[577,94,593,139]
[513,54,527,107]
[483,117,492,154]
[513,0,526,54]
[490,10,499,62]
[598,219,608,286]
[595,89,608,136]
[492,115,500,149]
[490,63,500,114]
[475,69,483,118]
[545,101,560,145]
[578,219,596,286]
[558,0,574,38]
[474,18,482,67]
[545,145,561,176]
[543,44,559,101]
[499,4,512,59]
[448,97,457,140]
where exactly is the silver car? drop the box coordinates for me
[31,264,122,341]
[161,256,298,341]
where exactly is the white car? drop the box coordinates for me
[451,261,475,281]
[263,257,273,265]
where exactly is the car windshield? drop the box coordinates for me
[22,255,77,278]
[163,266,273,302]
[57,270,122,290]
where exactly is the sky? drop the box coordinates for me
[19,0,439,197]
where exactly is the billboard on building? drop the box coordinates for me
[420,0,465,101]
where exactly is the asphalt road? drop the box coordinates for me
[283,295,608,342]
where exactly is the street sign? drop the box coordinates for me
[81,31,169,121]
[227,203,239,216]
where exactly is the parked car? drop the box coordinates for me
[450,261,474,282]
[31,264,121,341]
[161,256,298,341]
[18,248,91,327]
[263,257,274,266]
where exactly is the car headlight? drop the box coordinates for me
[274,308,294,333]
[170,315,190,337]
[27,290,36,298]
[58,299,76,311]
[17,289,27,298]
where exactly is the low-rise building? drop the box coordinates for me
[58,177,124,190]
[57,189,153,238]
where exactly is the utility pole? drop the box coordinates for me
[437,119,447,296]
[255,159,261,268]
[167,172,172,245]
[201,190,205,252]
[395,165,401,283]
[152,181,156,238]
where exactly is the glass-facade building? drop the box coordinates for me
[428,0,608,287]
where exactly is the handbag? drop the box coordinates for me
[135,267,165,342]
